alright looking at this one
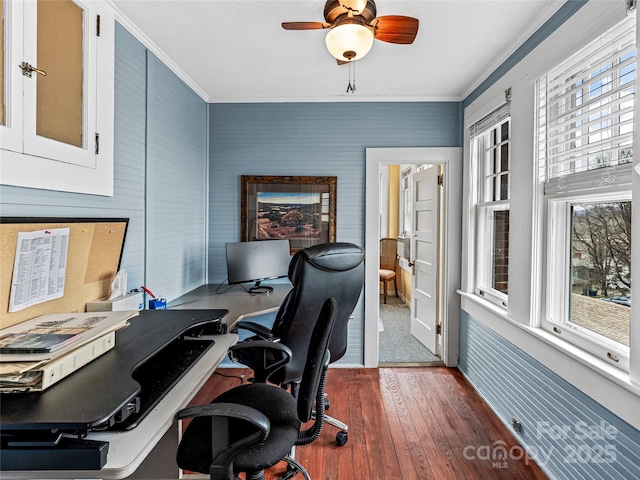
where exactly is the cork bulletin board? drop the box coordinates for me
[0,218,129,329]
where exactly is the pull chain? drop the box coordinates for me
[347,61,356,93]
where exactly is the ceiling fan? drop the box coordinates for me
[282,0,419,63]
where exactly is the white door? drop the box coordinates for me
[410,166,440,354]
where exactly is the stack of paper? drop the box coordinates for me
[0,311,137,393]
[0,332,81,354]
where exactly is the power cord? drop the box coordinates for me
[214,371,245,386]
[214,280,235,294]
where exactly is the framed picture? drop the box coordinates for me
[241,175,337,251]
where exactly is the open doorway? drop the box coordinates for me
[378,164,443,366]
[364,148,462,368]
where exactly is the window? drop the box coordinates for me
[470,104,511,307]
[400,167,412,236]
[0,0,114,196]
[536,15,634,370]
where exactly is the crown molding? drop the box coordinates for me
[106,0,210,102]
[460,0,566,101]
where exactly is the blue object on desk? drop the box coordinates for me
[149,299,167,310]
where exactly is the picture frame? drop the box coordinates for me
[241,175,337,251]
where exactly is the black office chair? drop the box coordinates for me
[176,298,338,480]
[233,242,365,446]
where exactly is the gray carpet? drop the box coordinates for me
[378,296,442,365]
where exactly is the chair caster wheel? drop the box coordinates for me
[336,431,348,446]
[324,397,330,410]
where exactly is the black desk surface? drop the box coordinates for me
[0,309,227,432]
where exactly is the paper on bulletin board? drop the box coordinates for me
[8,228,70,312]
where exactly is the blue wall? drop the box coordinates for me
[208,101,461,364]
[0,24,208,302]
[459,311,640,479]
[145,52,208,300]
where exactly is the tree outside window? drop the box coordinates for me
[570,201,631,346]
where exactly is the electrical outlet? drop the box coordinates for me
[511,418,522,432]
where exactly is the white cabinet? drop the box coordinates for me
[1,0,114,196]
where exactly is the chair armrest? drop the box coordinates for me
[228,341,293,383]
[234,320,275,339]
[177,402,269,431]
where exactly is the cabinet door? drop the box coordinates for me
[0,0,24,153]
[22,0,97,168]
[0,0,113,196]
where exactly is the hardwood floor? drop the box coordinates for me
[186,367,548,480]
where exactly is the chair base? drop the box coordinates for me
[312,408,349,446]
[278,455,310,480]
[325,414,349,446]
[324,414,348,434]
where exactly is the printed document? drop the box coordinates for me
[8,228,70,312]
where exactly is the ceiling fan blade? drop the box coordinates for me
[282,22,329,30]
[372,15,419,44]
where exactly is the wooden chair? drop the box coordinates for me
[379,238,399,304]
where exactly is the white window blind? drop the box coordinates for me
[470,104,511,204]
[537,15,636,195]
[469,103,511,138]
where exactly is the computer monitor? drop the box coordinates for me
[225,239,291,294]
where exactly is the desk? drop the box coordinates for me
[0,283,289,480]
[170,282,291,326]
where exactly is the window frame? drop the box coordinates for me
[476,201,510,307]
[535,15,635,371]
[400,166,413,237]
[543,191,631,371]
[470,112,511,308]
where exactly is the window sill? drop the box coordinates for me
[457,290,640,427]
[458,290,509,319]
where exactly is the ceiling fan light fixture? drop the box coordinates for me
[343,0,368,14]
[325,23,374,61]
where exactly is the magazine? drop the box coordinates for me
[0,332,81,354]
[0,311,137,362]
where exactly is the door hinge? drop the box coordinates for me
[96,15,101,36]
[95,133,100,155]
[437,174,444,186]
[436,324,441,335]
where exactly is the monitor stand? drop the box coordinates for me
[249,281,273,294]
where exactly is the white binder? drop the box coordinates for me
[0,331,116,393]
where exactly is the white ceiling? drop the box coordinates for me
[111,0,566,103]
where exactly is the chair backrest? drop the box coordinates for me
[297,297,337,423]
[271,242,364,385]
[380,238,397,271]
